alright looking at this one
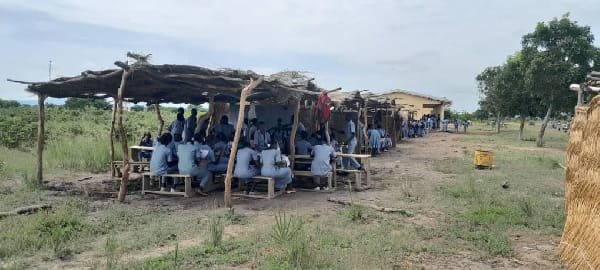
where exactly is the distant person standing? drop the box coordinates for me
[343,114,362,170]
[183,108,197,142]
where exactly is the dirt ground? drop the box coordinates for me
[43,132,564,269]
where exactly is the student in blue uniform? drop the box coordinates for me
[311,138,336,190]
[367,124,382,156]
[233,138,260,193]
[212,115,235,141]
[168,113,185,139]
[150,133,178,191]
[260,143,293,191]
[253,121,271,151]
[295,131,312,155]
[208,133,229,174]
[189,133,215,195]
[343,114,362,170]
[183,108,197,142]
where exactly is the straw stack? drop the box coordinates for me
[560,96,600,268]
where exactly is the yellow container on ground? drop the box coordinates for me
[474,149,493,169]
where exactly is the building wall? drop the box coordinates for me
[381,92,447,120]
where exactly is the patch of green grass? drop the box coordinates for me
[468,231,513,257]
[0,200,88,259]
[345,203,366,222]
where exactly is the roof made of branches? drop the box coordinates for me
[9,53,322,105]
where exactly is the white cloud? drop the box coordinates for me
[1,0,599,110]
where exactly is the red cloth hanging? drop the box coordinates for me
[315,92,331,123]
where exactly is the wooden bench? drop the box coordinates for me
[141,173,194,197]
[110,161,150,177]
[293,170,334,190]
[233,176,283,200]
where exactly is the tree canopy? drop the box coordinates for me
[64,98,111,110]
[476,14,599,145]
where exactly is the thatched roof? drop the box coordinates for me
[329,90,397,110]
[8,53,321,104]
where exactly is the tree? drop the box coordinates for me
[130,105,145,112]
[477,66,510,133]
[0,99,21,108]
[522,14,596,147]
[64,98,111,110]
[498,53,542,140]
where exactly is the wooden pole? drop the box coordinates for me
[205,95,215,138]
[116,69,131,202]
[109,100,117,170]
[155,104,164,135]
[363,101,368,150]
[224,77,263,208]
[289,99,301,168]
[356,106,362,154]
[36,94,46,185]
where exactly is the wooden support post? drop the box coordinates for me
[224,77,264,208]
[36,94,46,185]
[356,105,362,153]
[363,101,368,145]
[116,69,131,202]
[289,99,301,168]
[205,95,215,138]
[577,83,584,106]
[155,103,164,135]
[109,100,117,175]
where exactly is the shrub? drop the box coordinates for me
[208,215,225,248]
[345,203,366,222]
[271,212,303,244]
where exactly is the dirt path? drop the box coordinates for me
[44,132,563,269]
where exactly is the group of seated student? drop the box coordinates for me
[365,124,392,156]
[148,111,339,195]
[149,132,215,196]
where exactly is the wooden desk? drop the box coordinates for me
[336,153,371,186]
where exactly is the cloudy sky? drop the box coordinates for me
[0,0,598,111]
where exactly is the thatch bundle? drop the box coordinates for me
[560,96,600,268]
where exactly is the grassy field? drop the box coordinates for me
[0,115,567,269]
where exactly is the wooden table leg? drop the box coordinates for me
[184,176,193,197]
[365,157,371,186]
[355,172,362,190]
[268,178,275,199]
[332,161,337,188]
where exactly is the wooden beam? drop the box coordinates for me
[36,94,46,185]
[289,99,301,168]
[224,77,264,208]
[109,99,117,175]
[155,103,164,135]
[116,69,131,202]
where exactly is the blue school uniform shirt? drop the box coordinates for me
[345,120,356,141]
[311,144,336,176]
[150,144,173,176]
[295,139,312,155]
[177,143,201,174]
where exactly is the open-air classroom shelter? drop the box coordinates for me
[8,53,399,207]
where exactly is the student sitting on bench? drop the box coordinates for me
[176,139,203,194]
[311,137,336,190]
[193,133,215,195]
[208,133,229,174]
[295,131,312,155]
[233,138,260,193]
[150,133,178,192]
[260,142,294,192]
